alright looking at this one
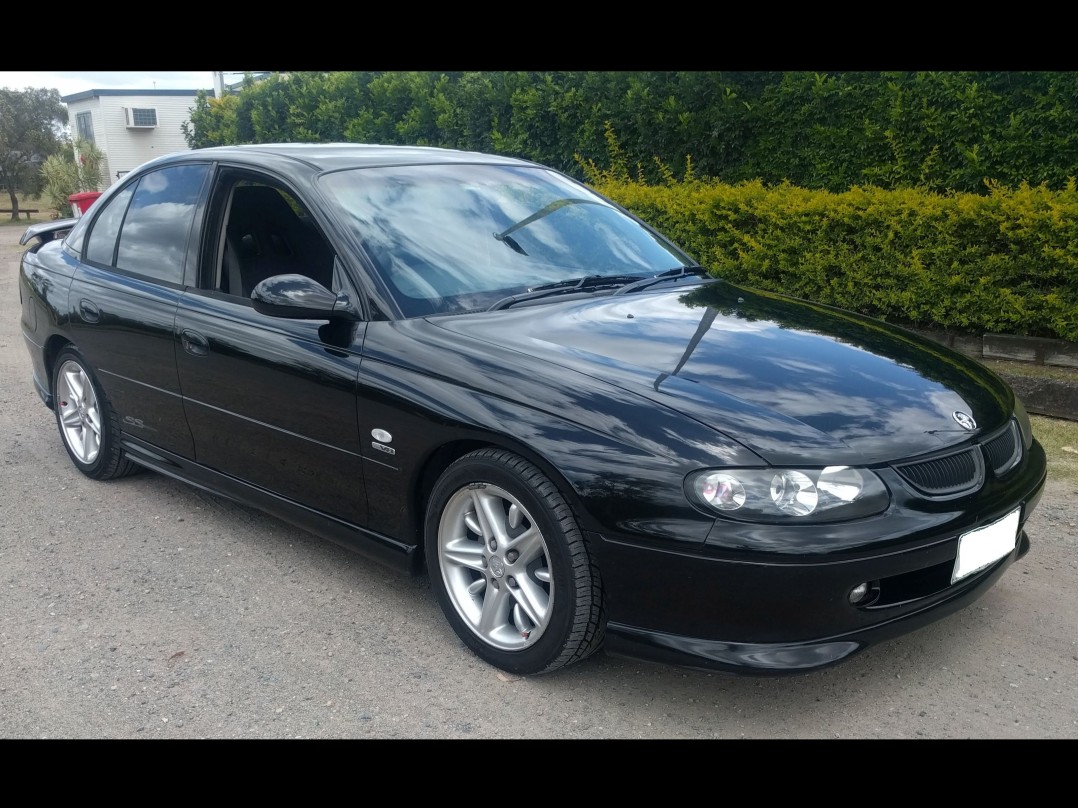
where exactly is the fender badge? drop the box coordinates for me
[371,442,396,456]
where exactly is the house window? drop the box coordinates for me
[76,111,95,144]
[125,107,158,128]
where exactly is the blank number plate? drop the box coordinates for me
[952,508,1020,584]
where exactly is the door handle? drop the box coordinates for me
[78,299,101,323]
[180,329,209,357]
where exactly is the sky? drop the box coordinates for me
[0,71,252,98]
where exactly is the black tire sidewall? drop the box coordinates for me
[425,452,581,675]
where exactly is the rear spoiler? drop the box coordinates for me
[19,218,78,247]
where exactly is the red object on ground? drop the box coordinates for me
[68,191,103,217]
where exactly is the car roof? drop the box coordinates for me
[175,143,536,174]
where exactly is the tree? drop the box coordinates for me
[182,90,241,149]
[40,138,105,218]
[0,87,68,220]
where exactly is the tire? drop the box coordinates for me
[51,346,139,480]
[425,448,605,675]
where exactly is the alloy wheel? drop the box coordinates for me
[55,359,102,465]
[436,483,553,651]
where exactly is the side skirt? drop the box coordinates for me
[120,435,420,575]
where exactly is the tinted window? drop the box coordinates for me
[115,164,209,284]
[85,184,135,266]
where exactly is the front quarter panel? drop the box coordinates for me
[355,319,759,549]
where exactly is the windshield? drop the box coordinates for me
[319,163,693,317]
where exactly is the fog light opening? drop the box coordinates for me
[848,582,871,604]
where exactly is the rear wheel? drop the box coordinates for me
[425,448,605,675]
[52,347,138,480]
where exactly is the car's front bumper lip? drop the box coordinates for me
[603,530,1031,676]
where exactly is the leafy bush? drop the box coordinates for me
[40,138,104,218]
[591,174,1078,342]
[185,71,1078,194]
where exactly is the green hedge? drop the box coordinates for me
[186,71,1078,194]
[592,177,1078,342]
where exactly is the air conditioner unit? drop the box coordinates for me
[123,107,158,128]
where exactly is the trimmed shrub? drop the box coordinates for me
[593,176,1078,342]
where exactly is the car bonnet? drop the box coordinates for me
[426,281,1014,466]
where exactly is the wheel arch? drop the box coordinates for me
[42,335,74,408]
[411,434,593,576]
[420,441,607,674]
[49,342,139,480]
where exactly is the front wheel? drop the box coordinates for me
[52,346,138,480]
[425,448,605,675]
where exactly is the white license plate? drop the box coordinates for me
[952,508,1021,583]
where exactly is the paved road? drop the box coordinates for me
[1,223,1075,739]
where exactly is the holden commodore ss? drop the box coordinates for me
[17,143,1046,676]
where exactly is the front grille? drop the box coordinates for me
[983,419,1022,475]
[893,447,984,496]
[891,418,1024,498]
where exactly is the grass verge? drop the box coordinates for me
[1031,415,1078,485]
[983,358,1078,383]
[1,193,53,226]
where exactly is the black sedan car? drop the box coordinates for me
[18,143,1046,676]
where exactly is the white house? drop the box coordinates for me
[60,89,203,187]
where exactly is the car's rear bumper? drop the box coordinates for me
[590,440,1047,675]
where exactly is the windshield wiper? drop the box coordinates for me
[487,274,647,311]
[610,265,712,296]
[493,198,606,247]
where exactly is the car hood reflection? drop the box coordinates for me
[429,282,1013,465]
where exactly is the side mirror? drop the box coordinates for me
[251,274,361,321]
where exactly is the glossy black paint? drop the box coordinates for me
[174,290,370,527]
[433,282,1014,466]
[17,144,1048,675]
[251,273,362,321]
[68,262,195,457]
[605,530,1033,675]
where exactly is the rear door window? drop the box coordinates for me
[115,164,210,284]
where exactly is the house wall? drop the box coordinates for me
[65,98,112,188]
[65,92,199,188]
[95,94,197,185]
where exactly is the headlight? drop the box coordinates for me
[688,466,889,523]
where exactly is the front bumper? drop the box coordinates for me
[591,439,1047,675]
